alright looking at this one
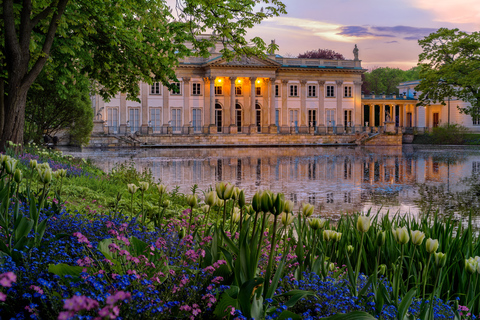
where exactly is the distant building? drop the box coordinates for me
[397,80,480,131]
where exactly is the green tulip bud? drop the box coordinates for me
[393,227,409,245]
[238,190,246,208]
[161,200,170,208]
[138,181,149,192]
[347,245,354,255]
[309,218,326,230]
[216,198,224,208]
[205,191,217,207]
[261,190,273,213]
[411,230,426,246]
[127,184,139,194]
[378,264,387,276]
[156,184,167,194]
[356,215,371,233]
[434,252,447,268]
[328,262,335,272]
[417,261,423,272]
[301,203,314,217]
[284,200,294,214]
[14,169,23,183]
[280,212,295,226]
[252,192,262,212]
[53,170,61,180]
[272,193,284,216]
[323,230,335,242]
[37,167,52,184]
[5,159,17,175]
[232,187,240,200]
[231,207,241,224]
[335,232,342,242]
[224,183,235,200]
[245,205,255,216]
[216,182,226,199]
[186,194,197,208]
[29,159,38,169]
[465,257,477,274]
[201,205,210,214]
[425,238,439,254]
[0,154,8,167]
[376,231,386,247]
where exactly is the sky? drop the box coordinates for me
[245,0,480,70]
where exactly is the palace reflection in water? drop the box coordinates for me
[64,145,480,218]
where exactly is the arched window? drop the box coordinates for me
[215,103,223,133]
[255,104,261,133]
[236,104,242,133]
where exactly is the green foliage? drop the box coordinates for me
[24,71,93,146]
[429,124,469,145]
[417,28,480,118]
[363,66,420,95]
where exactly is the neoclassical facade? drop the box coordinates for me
[92,48,480,138]
[93,49,367,136]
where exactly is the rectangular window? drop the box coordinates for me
[151,83,161,95]
[275,84,279,97]
[107,108,119,133]
[256,86,262,96]
[170,83,181,95]
[473,161,480,174]
[326,85,335,97]
[129,108,140,133]
[235,86,242,95]
[344,86,352,97]
[150,108,161,132]
[192,83,201,95]
[171,109,182,132]
[344,110,352,126]
[473,113,480,125]
[308,85,316,97]
[289,85,298,97]
[192,109,202,132]
[308,110,316,127]
[215,86,223,95]
[326,109,335,126]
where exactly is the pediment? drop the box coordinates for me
[206,55,281,68]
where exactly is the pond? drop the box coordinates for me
[62,145,480,221]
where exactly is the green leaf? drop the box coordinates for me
[48,263,84,279]
[129,236,149,256]
[14,216,34,242]
[276,310,302,320]
[283,291,316,308]
[397,288,417,320]
[238,278,264,319]
[214,288,239,318]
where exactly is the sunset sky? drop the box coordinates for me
[245,0,480,70]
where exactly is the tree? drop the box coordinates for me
[362,66,420,95]
[0,0,287,149]
[416,28,480,117]
[24,70,93,146]
[298,49,345,60]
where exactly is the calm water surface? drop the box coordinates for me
[63,145,480,221]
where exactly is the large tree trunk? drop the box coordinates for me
[2,84,29,146]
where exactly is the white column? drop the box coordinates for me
[209,76,215,127]
[230,77,236,127]
[336,80,343,126]
[353,81,362,128]
[270,78,276,127]
[250,77,257,128]
[183,78,190,129]
[417,105,426,127]
[318,80,325,126]
[300,80,307,127]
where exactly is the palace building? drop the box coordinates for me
[90,43,479,145]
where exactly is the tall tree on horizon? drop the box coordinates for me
[298,48,345,60]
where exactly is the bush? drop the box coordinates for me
[429,124,469,144]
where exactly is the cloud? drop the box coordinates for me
[337,26,374,37]
[409,0,480,25]
[386,41,398,44]
[371,26,437,40]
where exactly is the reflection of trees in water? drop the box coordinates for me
[416,180,480,215]
[361,188,401,207]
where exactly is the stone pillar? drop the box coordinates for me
[354,81,362,130]
[141,83,148,134]
[229,77,237,133]
[183,77,190,132]
[370,104,374,127]
[300,80,307,128]
[318,80,325,127]
[403,104,407,127]
[336,80,343,128]
[417,105,426,127]
[209,76,216,133]
[119,93,127,133]
[269,77,277,133]
[162,85,169,132]
[281,80,288,130]
[380,104,385,125]
[391,104,396,126]
[250,77,257,133]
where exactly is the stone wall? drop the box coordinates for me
[88,132,403,148]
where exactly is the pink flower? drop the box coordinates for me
[0,272,16,287]
[0,292,6,302]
